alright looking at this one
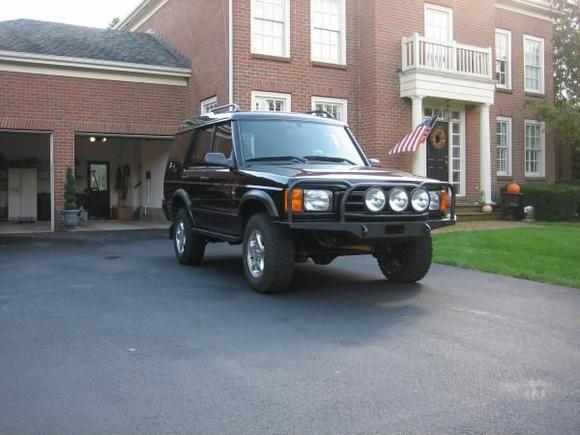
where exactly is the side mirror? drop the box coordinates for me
[205,152,230,167]
[369,158,381,167]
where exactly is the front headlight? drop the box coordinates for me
[411,188,430,212]
[389,187,409,212]
[365,187,386,212]
[429,191,440,211]
[303,189,333,211]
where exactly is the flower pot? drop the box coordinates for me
[62,209,80,229]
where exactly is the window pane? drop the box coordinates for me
[212,124,233,157]
[194,128,214,165]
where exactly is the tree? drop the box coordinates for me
[108,17,120,29]
[534,1,580,180]
[64,167,78,210]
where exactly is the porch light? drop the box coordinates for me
[89,136,96,143]
[101,137,108,143]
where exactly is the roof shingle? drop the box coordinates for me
[0,19,190,69]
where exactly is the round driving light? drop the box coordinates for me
[411,188,430,212]
[365,187,386,212]
[429,191,440,211]
[389,187,409,212]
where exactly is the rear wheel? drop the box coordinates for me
[174,208,205,265]
[243,213,294,294]
[377,233,432,283]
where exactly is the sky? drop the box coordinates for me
[0,0,143,28]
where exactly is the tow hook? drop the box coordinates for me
[360,224,368,238]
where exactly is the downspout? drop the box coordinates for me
[228,0,234,104]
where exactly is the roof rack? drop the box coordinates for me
[306,109,337,119]
[178,103,241,130]
[209,103,240,114]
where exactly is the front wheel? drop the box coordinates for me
[173,208,205,265]
[376,233,432,283]
[242,213,294,294]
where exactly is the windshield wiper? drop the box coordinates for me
[246,156,306,163]
[303,155,356,165]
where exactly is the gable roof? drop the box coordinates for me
[0,19,190,69]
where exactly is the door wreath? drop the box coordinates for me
[430,127,447,150]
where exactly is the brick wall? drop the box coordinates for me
[0,70,186,213]
[136,0,230,117]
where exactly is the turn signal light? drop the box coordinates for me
[440,190,448,213]
[284,188,304,213]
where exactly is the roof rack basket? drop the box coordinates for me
[209,103,240,114]
[179,103,241,129]
[306,109,337,119]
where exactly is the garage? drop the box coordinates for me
[0,131,53,233]
[74,135,172,225]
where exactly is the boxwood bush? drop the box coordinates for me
[521,183,580,221]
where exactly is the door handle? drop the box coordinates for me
[199,176,210,181]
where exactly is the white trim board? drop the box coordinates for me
[116,0,169,31]
[0,50,191,86]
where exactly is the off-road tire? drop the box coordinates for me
[173,208,205,265]
[243,213,294,294]
[377,232,432,283]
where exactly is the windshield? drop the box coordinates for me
[239,120,366,165]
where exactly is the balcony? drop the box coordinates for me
[399,34,495,105]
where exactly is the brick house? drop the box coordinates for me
[0,0,558,232]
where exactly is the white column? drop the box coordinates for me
[479,103,493,205]
[411,96,425,176]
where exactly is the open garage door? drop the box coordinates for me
[75,135,172,226]
[0,131,52,234]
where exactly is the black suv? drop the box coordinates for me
[163,105,455,293]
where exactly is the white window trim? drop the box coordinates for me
[251,0,291,58]
[496,116,512,177]
[311,96,348,122]
[200,96,218,114]
[251,90,292,112]
[524,119,546,178]
[495,29,512,90]
[523,35,545,94]
[424,3,453,41]
[310,0,347,65]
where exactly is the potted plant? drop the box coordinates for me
[62,167,80,229]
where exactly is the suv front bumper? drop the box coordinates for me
[288,218,454,240]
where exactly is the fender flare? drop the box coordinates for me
[240,190,280,218]
[170,189,194,220]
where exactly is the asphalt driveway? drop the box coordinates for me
[0,230,579,434]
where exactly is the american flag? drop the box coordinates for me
[388,115,438,155]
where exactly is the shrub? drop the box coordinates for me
[522,183,580,221]
[64,167,78,210]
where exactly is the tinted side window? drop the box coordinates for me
[170,131,194,167]
[213,123,233,158]
[193,127,214,166]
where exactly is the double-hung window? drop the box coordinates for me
[524,35,544,94]
[251,0,290,57]
[495,29,511,89]
[311,97,347,122]
[251,91,291,112]
[424,4,453,42]
[200,96,217,114]
[525,120,545,177]
[311,0,346,65]
[496,117,512,176]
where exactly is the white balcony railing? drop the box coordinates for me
[401,34,492,79]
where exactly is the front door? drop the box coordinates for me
[86,162,110,218]
[427,121,449,181]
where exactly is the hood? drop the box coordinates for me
[242,163,439,185]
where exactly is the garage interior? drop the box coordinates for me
[0,131,52,234]
[74,135,172,226]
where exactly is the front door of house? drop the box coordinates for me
[426,121,449,181]
[86,162,110,218]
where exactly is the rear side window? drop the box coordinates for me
[169,131,194,167]
[213,123,233,158]
[192,127,214,166]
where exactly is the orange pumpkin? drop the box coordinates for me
[506,182,521,194]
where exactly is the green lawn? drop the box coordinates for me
[432,223,580,289]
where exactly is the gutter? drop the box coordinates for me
[229,0,234,104]
[0,50,191,77]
